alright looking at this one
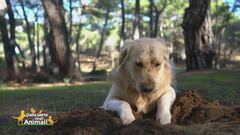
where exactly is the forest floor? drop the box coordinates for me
[37,91,240,135]
[0,69,240,134]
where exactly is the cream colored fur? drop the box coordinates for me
[102,38,176,125]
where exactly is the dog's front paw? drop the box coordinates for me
[120,112,135,125]
[156,111,171,125]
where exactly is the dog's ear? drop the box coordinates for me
[119,40,133,66]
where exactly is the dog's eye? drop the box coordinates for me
[155,63,160,67]
[136,62,143,68]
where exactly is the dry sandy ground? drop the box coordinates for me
[28,91,240,135]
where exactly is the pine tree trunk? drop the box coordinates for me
[0,10,15,80]
[149,0,167,38]
[149,0,154,37]
[120,0,126,41]
[92,6,110,71]
[68,0,73,45]
[20,1,36,71]
[96,7,110,59]
[36,20,40,71]
[118,0,126,50]
[5,0,20,79]
[132,0,140,39]
[152,11,160,37]
[75,22,82,72]
[43,14,55,73]
[182,0,215,71]
[75,7,83,72]
[42,0,73,77]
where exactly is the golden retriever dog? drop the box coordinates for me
[102,38,176,125]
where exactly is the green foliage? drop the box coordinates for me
[77,28,100,50]
[0,80,5,88]
[88,69,107,75]
[224,20,240,48]
[1,0,238,55]
[63,77,71,84]
[0,0,239,79]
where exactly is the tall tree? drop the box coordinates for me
[149,0,167,38]
[41,0,73,77]
[149,0,154,37]
[68,0,73,45]
[75,2,84,72]
[0,4,17,80]
[35,11,40,70]
[43,13,55,74]
[93,6,110,71]
[96,7,110,59]
[119,0,126,50]
[132,0,140,39]
[31,2,41,71]
[182,0,215,70]
[5,0,20,78]
[20,0,36,71]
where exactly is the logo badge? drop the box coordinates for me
[12,108,55,126]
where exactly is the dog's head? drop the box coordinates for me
[119,38,172,94]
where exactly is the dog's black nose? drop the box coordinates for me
[142,86,154,93]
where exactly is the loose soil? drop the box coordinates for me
[38,91,240,135]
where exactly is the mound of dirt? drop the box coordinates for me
[171,91,240,124]
[40,91,240,135]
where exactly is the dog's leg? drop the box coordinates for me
[103,99,135,125]
[156,87,176,125]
